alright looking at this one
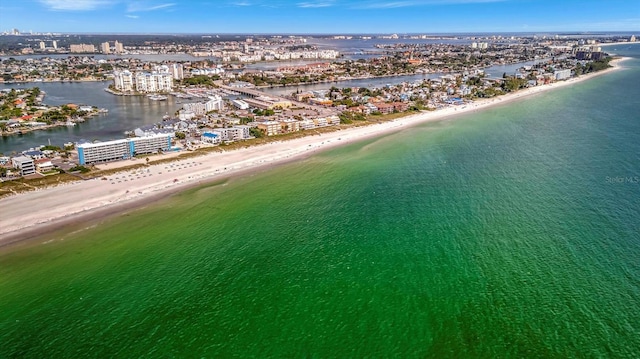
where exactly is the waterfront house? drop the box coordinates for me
[35,159,55,173]
[11,155,36,176]
[201,132,221,145]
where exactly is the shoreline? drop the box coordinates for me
[0,57,629,248]
[601,41,640,47]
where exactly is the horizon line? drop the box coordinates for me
[3,30,639,36]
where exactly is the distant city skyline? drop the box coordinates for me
[0,0,638,34]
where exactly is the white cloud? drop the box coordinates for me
[357,1,417,8]
[126,14,140,18]
[298,1,334,7]
[38,0,113,11]
[126,2,176,12]
[353,0,506,8]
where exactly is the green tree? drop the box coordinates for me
[249,127,265,138]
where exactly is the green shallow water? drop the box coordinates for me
[2,47,640,357]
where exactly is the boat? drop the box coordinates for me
[148,95,168,101]
[65,121,76,126]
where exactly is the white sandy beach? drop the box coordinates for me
[0,58,628,244]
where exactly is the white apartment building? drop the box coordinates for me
[135,72,173,93]
[113,70,134,92]
[77,139,130,164]
[273,50,339,60]
[327,115,340,125]
[77,134,173,165]
[11,155,36,176]
[101,41,110,54]
[201,132,221,144]
[190,67,224,76]
[152,72,173,92]
[70,44,96,53]
[170,63,184,80]
[472,42,489,50]
[206,96,225,112]
[114,40,124,54]
[211,126,251,142]
[554,69,572,81]
[130,135,172,156]
[154,65,170,73]
[232,99,250,110]
[299,119,316,130]
[182,102,207,116]
[183,96,225,115]
[313,117,329,127]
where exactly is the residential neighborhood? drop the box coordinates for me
[0,32,632,183]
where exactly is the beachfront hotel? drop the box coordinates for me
[77,134,173,165]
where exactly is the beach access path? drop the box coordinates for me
[0,58,628,246]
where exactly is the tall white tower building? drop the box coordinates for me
[170,63,184,80]
[101,41,111,54]
[114,40,124,54]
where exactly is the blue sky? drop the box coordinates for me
[1,0,638,34]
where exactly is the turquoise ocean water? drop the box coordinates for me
[1,45,639,357]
